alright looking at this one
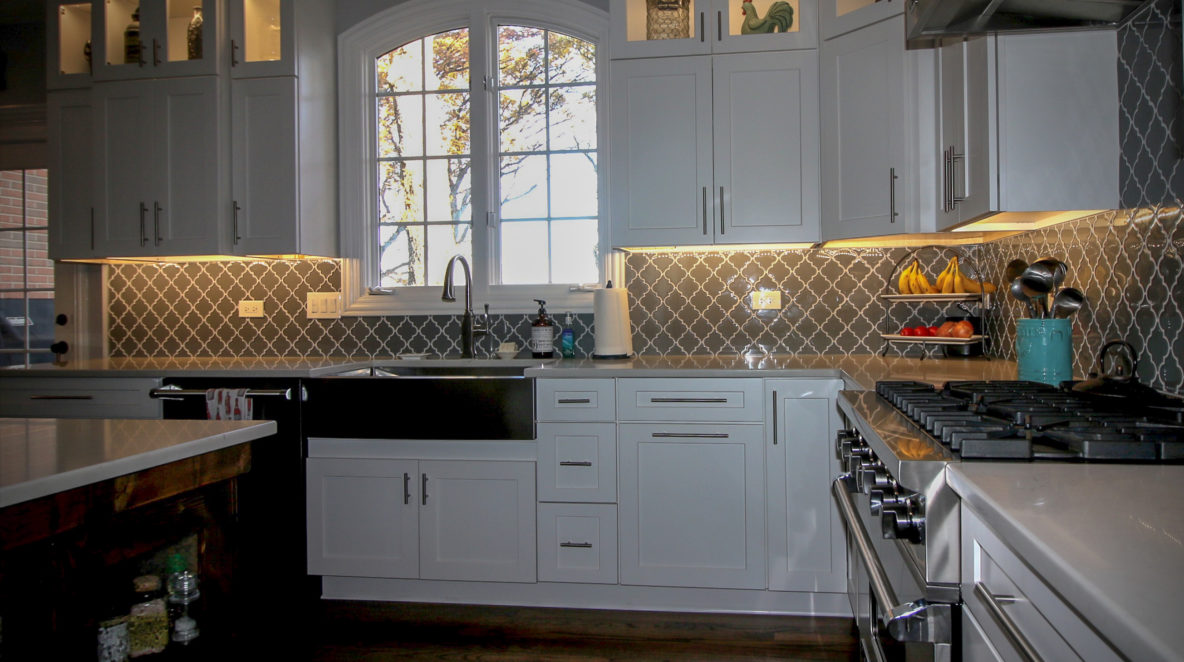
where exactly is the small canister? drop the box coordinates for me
[98,616,129,662]
[128,575,168,658]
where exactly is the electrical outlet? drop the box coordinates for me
[238,300,264,318]
[307,292,342,319]
[751,290,781,310]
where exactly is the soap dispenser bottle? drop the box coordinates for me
[560,312,575,358]
[531,299,554,358]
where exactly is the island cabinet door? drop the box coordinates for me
[305,458,419,578]
[617,423,766,589]
[418,460,537,583]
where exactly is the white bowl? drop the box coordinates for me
[496,350,518,360]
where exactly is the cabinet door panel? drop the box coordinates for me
[231,76,298,254]
[820,16,906,240]
[820,0,903,41]
[618,423,765,589]
[157,76,223,254]
[419,460,536,583]
[610,57,714,247]
[230,0,297,78]
[93,81,156,256]
[48,91,94,259]
[306,458,419,578]
[713,51,819,244]
[537,423,617,503]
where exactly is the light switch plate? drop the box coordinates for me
[238,300,264,318]
[751,290,781,310]
[307,292,342,319]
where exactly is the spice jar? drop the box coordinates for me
[165,554,201,645]
[128,575,168,657]
[97,616,130,662]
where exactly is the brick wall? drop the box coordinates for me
[0,169,52,292]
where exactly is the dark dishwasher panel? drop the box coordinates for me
[304,376,534,440]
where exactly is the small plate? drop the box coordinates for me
[399,353,428,360]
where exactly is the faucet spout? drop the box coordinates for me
[441,255,486,358]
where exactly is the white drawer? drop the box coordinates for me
[536,379,615,422]
[962,506,1121,662]
[0,377,162,419]
[537,423,616,503]
[537,502,618,584]
[616,378,763,422]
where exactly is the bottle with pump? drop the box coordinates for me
[531,299,554,358]
[560,312,575,358]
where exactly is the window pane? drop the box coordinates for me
[26,229,52,292]
[549,86,597,151]
[498,26,545,87]
[426,224,472,287]
[26,170,48,229]
[377,41,422,93]
[550,153,597,217]
[0,171,23,228]
[0,229,23,286]
[499,88,547,153]
[379,224,426,287]
[425,29,469,90]
[425,91,470,156]
[28,288,54,353]
[499,154,548,219]
[377,96,424,158]
[425,158,471,222]
[550,219,599,284]
[0,291,26,348]
[378,160,424,224]
[500,221,549,284]
[548,32,595,84]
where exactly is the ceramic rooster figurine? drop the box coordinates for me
[739,0,794,33]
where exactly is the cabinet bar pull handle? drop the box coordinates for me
[560,541,593,548]
[717,10,723,41]
[701,186,708,235]
[30,395,94,400]
[233,201,242,244]
[718,186,725,234]
[152,38,161,66]
[652,432,729,439]
[149,386,292,400]
[557,398,591,404]
[949,148,965,207]
[888,167,898,223]
[974,583,1043,662]
[403,472,411,505]
[699,12,705,42]
[231,39,239,66]
[153,202,162,246]
[559,461,593,467]
[649,397,728,403]
[139,202,148,246]
[772,390,778,445]
[941,147,950,213]
[421,474,428,505]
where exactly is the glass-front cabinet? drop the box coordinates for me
[94,0,219,80]
[610,0,817,58]
[48,1,95,89]
[229,0,294,77]
[819,0,903,40]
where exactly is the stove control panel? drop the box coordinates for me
[836,429,925,543]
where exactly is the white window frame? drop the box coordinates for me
[338,0,610,316]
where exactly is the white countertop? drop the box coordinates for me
[0,418,277,508]
[946,463,1184,662]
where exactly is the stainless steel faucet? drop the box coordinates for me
[441,255,488,358]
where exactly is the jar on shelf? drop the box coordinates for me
[128,575,168,658]
[165,554,202,645]
[97,616,129,662]
[187,6,203,60]
[646,0,691,40]
[124,6,141,64]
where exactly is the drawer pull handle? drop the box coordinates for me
[651,432,729,439]
[560,541,593,548]
[974,582,1042,662]
[559,461,593,467]
[557,398,591,404]
[30,395,94,400]
[648,397,728,404]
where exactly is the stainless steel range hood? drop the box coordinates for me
[907,0,1149,45]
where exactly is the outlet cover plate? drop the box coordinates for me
[751,290,781,310]
[307,292,342,319]
[238,300,264,317]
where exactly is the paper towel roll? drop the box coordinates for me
[593,286,633,359]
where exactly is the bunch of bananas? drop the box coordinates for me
[896,257,998,295]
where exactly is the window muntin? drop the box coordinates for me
[495,27,599,286]
[0,169,54,367]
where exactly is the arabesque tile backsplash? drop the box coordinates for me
[108,207,1182,395]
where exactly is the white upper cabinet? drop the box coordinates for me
[228,0,296,78]
[48,90,95,259]
[611,51,821,248]
[819,0,903,40]
[935,31,1120,229]
[94,0,221,80]
[610,0,817,58]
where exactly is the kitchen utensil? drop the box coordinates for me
[1002,258,1029,284]
[1050,287,1085,319]
[1010,277,1038,318]
[1035,257,1068,293]
[1019,262,1056,317]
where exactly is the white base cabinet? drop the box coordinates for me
[307,457,536,583]
[537,502,618,584]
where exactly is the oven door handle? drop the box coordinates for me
[832,476,953,644]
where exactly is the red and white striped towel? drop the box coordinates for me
[205,388,254,420]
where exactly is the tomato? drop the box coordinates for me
[927,326,940,336]
[914,326,934,337]
[900,327,916,336]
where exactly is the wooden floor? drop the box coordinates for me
[303,601,861,662]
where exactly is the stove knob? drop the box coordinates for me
[835,431,859,457]
[881,507,926,543]
[860,465,892,494]
[868,488,907,515]
[847,456,877,489]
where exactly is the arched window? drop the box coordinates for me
[339,0,608,314]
